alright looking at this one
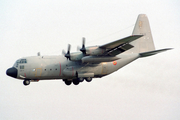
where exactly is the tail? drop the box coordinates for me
[130,14,155,53]
[129,14,172,57]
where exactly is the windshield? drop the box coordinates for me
[13,59,27,68]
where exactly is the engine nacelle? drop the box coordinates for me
[70,52,84,61]
[86,46,106,56]
[69,46,106,61]
[82,56,120,63]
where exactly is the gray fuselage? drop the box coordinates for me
[12,53,139,81]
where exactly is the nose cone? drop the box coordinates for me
[6,67,17,78]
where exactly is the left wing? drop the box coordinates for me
[99,35,143,56]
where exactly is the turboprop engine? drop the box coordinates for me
[70,52,84,61]
[85,46,106,56]
[62,44,84,61]
[78,37,106,56]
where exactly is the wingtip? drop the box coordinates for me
[165,48,173,50]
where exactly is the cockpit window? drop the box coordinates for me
[13,59,27,68]
[20,59,27,63]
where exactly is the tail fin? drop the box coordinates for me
[130,14,155,53]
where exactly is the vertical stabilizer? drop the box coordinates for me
[129,14,155,53]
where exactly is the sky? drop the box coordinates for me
[1,0,180,120]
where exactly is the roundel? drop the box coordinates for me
[113,61,117,65]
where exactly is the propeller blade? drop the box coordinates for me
[67,44,71,53]
[80,37,86,54]
[82,37,85,46]
[64,44,71,60]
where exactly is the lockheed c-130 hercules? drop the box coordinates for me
[6,14,172,86]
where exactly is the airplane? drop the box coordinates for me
[6,14,172,86]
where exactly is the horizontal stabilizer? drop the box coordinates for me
[139,48,173,57]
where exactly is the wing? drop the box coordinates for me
[99,35,143,56]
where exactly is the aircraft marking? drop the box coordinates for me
[35,68,42,77]
[113,61,117,65]
[139,21,142,28]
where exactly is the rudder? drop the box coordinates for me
[130,14,155,53]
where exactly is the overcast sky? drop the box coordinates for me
[1,0,180,120]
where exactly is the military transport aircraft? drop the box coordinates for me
[6,14,172,86]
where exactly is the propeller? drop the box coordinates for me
[62,44,71,60]
[80,37,86,54]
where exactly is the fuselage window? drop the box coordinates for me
[20,65,24,69]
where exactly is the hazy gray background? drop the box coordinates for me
[1,0,180,120]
